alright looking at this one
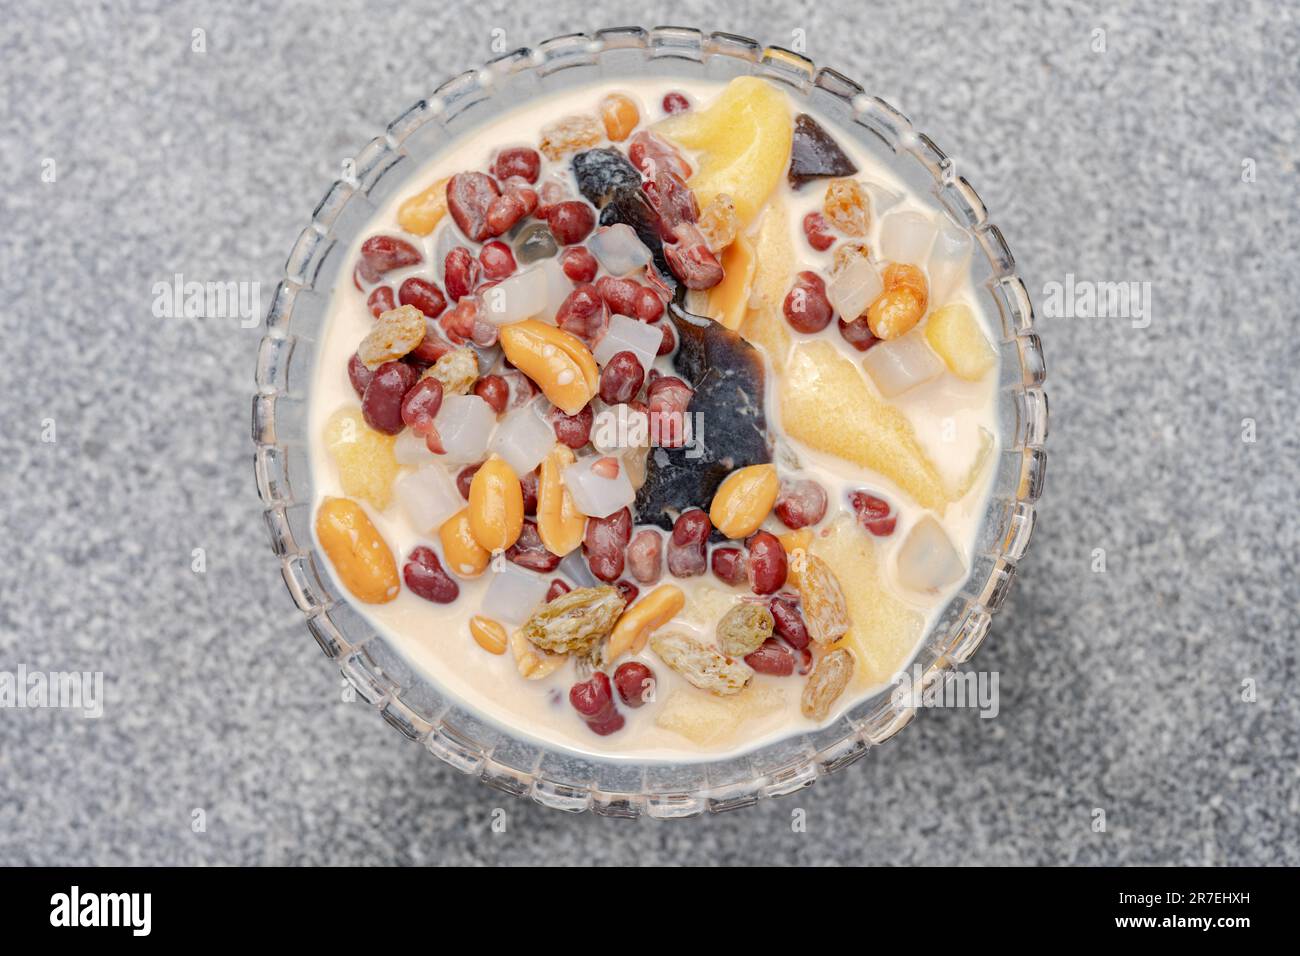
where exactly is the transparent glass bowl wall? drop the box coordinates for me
[252,27,1048,817]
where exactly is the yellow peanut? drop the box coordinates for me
[536,444,586,556]
[396,176,450,236]
[469,615,508,655]
[709,463,779,539]
[315,497,399,604]
[510,630,566,679]
[599,93,640,142]
[468,455,524,553]
[438,508,490,578]
[499,319,598,415]
[604,584,686,664]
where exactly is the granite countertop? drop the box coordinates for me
[1,1,1296,865]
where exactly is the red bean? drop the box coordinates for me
[802,211,836,252]
[775,478,828,530]
[633,286,664,322]
[492,147,541,184]
[667,510,711,577]
[403,546,459,603]
[446,171,500,242]
[455,463,482,500]
[746,530,788,594]
[664,222,723,289]
[560,246,598,283]
[347,353,374,398]
[655,322,676,356]
[549,403,593,448]
[398,277,447,319]
[361,361,417,435]
[783,271,834,333]
[506,519,562,572]
[545,201,596,246]
[478,241,517,281]
[585,711,625,735]
[599,351,645,405]
[647,375,693,448]
[569,671,614,718]
[400,377,444,435]
[520,469,539,516]
[367,285,396,317]
[710,547,748,586]
[626,529,663,584]
[662,91,691,114]
[584,507,632,582]
[443,247,481,303]
[850,491,896,536]
[594,276,639,317]
[473,374,509,414]
[357,235,422,283]
[485,191,529,236]
[501,369,538,409]
[614,661,655,707]
[769,594,810,650]
[614,580,640,604]
[838,316,879,351]
[556,283,608,342]
[545,579,570,602]
[744,638,795,676]
[408,322,453,364]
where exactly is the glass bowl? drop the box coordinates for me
[251,26,1048,817]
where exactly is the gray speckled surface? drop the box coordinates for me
[1,0,1297,865]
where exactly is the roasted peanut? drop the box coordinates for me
[469,615,508,655]
[315,497,400,604]
[708,463,779,539]
[397,176,451,236]
[498,319,598,415]
[536,444,586,556]
[599,93,640,142]
[604,584,685,664]
[510,629,566,679]
[468,455,524,553]
[438,508,491,578]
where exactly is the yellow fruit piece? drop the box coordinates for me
[655,685,784,747]
[780,341,947,510]
[396,176,450,236]
[925,303,997,381]
[536,445,586,556]
[813,517,925,687]
[438,508,490,579]
[778,528,813,555]
[655,76,793,227]
[499,319,598,416]
[704,235,755,331]
[469,615,508,655]
[947,427,995,501]
[604,584,685,663]
[315,497,400,604]
[709,463,779,539]
[324,408,400,510]
[468,455,524,553]
[738,203,793,370]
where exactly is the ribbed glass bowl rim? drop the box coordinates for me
[251,26,1048,818]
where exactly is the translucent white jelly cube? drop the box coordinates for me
[896,515,966,593]
[482,563,551,625]
[862,331,944,397]
[489,405,554,475]
[481,266,549,326]
[826,256,883,322]
[926,220,973,304]
[393,463,462,533]
[862,179,905,216]
[879,210,938,265]
[589,223,652,277]
[590,402,650,454]
[394,428,436,466]
[541,257,570,324]
[593,314,662,374]
[433,394,496,463]
[432,222,461,284]
[563,454,635,518]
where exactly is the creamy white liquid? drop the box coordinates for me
[308,78,999,762]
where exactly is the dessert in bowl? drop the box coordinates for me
[254,29,1046,814]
